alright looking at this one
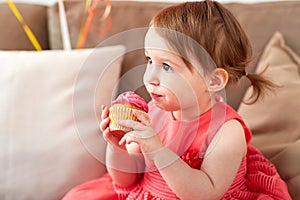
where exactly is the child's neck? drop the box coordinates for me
[172,96,215,121]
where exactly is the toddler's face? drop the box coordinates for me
[143,29,211,118]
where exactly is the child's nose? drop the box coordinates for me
[144,66,160,86]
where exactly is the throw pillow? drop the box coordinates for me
[238,32,300,199]
[0,45,125,200]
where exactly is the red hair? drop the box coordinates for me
[150,0,276,103]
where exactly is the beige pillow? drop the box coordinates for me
[238,32,300,199]
[0,46,125,200]
[224,1,300,109]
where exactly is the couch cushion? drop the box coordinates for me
[47,1,300,110]
[224,1,300,109]
[0,3,49,50]
[47,1,175,102]
[225,2,300,62]
[238,32,300,199]
[47,0,173,50]
[0,45,125,200]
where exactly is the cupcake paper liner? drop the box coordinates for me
[109,104,147,133]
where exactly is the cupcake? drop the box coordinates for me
[109,91,148,136]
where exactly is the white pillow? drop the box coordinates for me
[0,46,125,200]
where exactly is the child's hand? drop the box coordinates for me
[100,105,110,133]
[100,105,123,147]
[118,110,164,156]
[100,105,141,154]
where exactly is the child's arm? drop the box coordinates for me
[156,120,246,200]
[100,105,145,187]
[105,142,145,187]
[120,118,246,200]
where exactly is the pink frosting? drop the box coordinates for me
[112,91,148,113]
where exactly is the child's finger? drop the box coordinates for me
[119,132,137,146]
[100,117,110,132]
[102,127,111,141]
[118,134,127,146]
[133,110,151,126]
[118,120,145,131]
[101,105,109,120]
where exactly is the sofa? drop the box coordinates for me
[0,1,299,199]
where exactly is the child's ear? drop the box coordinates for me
[207,68,228,92]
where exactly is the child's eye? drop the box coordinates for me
[162,63,174,72]
[146,56,152,64]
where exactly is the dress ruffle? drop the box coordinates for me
[223,145,291,200]
[114,184,164,200]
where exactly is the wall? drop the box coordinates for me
[0,0,289,7]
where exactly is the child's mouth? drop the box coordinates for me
[151,93,163,99]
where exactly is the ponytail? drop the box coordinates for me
[243,70,279,104]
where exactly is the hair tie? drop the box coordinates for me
[242,70,248,77]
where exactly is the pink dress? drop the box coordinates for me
[63,101,291,200]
